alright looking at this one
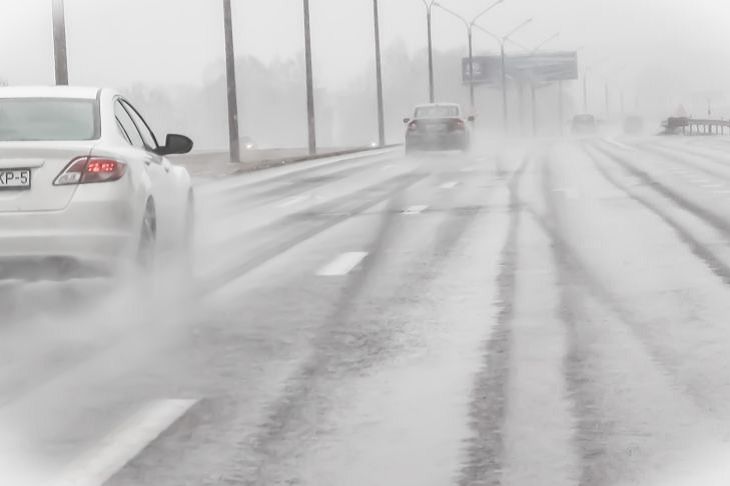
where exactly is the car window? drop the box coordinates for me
[120,100,158,150]
[114,100,145,148]
[0,98,98,141]
[414,105,460,118]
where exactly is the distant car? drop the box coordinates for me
[623,115,645,135]
[404,103,472,153]
[571,114,597,134]
[0,86,195,280]
[241,136,256,150]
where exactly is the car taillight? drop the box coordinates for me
[454,119,465,130]
[54,157,127,185]
[408,121,418,131]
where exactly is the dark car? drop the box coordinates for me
[571,114,597,134]
[404,103,472,153]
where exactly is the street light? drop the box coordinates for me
[222,0,240,163]
[500,18,532,133]
[531,32,559,54]
[303,0,316,155]
[420,0,438,103]
[433,0,505,116]
[373,0,385,147]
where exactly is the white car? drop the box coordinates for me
[0,86,194,279]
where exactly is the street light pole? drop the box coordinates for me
[303,0,317,155]
[583,70,588,113]
[420,1,437,103]
[467,28,475,112]
[222,0,240,163]
[373,0,385,146]
[501,42,508,131]
[52,0,69,86]
[433,1,505,117]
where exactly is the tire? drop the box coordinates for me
[136,200,156,271]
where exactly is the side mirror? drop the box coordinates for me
[467,115,475,122]
[156,134,193,156]
[403,118,411,124]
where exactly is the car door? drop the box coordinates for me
[114,99,175,249]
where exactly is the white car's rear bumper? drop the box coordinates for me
[0,194,140,278]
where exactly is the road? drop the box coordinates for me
[4,136,730,485]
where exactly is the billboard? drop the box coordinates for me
[462,51,578,85]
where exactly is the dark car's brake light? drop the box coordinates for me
[454,119,465,130]
[54,157,127,185]
[408,121,418,131]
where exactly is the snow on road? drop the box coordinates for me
[6,138,730,485]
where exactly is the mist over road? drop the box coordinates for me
[3,137,730,485]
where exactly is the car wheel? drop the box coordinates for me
[137,200,156,271]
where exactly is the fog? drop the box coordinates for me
[3,0,730,147]
[6,2,730,484]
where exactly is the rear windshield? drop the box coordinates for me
[0,98,99,142]
[415,105,460,118]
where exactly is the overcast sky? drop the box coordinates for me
[2,1,730,107]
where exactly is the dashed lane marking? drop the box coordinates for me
[402,205,429,215]
[51,399,198,486]
[317,252,368,276]
[277,194,310,208]
[440,181,459,189]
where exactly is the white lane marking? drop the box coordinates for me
[402,205,429,215]
[277,194,310,208]
[604,138,636,151]
[51,399,197,486]
[553,187,580,199]
[440,181,458,189]
[317,252,368,276]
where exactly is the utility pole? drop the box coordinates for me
[373,0,385,147]
[426,5,435,102]
[531,83,537,136]
[583,71,588,113]
[303,0,317,155]
[468,29,475,115]
[501,42,508,133]
[518,83,525,135]
[558,80,564,135]
[604,81,609,120]
[222,0,240,163]
[52,0,69,85]
[433,1,504,118]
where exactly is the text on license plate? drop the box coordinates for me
[0,169,31,189]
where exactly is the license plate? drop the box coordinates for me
[426,125,445,132]
[0,169,31,189]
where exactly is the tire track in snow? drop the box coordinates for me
[457,156,528,486]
